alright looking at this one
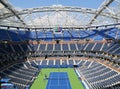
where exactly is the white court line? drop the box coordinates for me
[65,73,69,89]
[58,73,59,86]
[66,73,71,89]
[48,73,52,89]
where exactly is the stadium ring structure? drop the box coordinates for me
[0,0,120,89]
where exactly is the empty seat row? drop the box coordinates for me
[76,62,120,89]
[1,63,40,89]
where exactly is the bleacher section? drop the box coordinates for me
[0,28,120,41]
[1,41,120,70]
[0,63,39,89]
[0,42,116,53]
[31,59,78,68]
[76,61,120,89]
[14,43,120,54]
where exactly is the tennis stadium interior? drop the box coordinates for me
[0,0,120,89]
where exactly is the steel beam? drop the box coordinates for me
[0,6,119,20]
[0,0,26,26]
[88,0,115,25]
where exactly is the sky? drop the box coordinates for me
[9,0,104,9]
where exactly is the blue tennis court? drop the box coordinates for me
[46,72,71,89]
